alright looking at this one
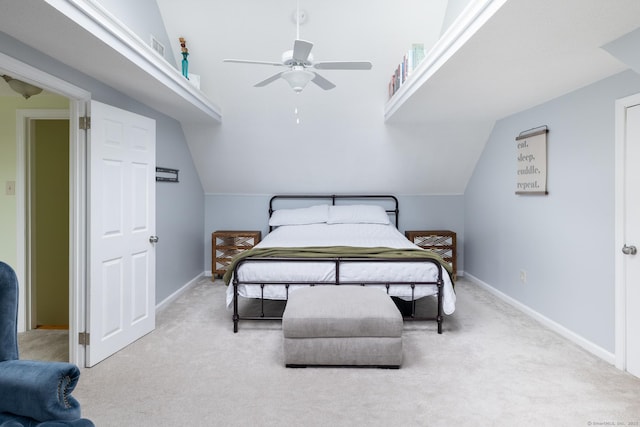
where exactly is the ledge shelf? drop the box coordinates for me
[34,0,222,123]
[384,0,507,122]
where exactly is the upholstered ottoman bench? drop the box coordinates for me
[282,286,403,368]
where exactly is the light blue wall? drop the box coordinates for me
[464,69,640,353]
[204,194,464,274]
[0,31,204,304]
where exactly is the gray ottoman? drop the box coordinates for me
[282,286,403,368]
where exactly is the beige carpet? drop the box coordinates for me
[18,329,68,362]
[59,278,640,426]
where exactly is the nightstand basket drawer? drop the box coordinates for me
[212,230,261,278]
[405,230,456,279]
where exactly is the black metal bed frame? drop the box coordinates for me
[231,194,446,333]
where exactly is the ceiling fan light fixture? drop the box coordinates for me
[2,75,43,99]
[282,69,314,93]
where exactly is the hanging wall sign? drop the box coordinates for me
[515,126,548,195]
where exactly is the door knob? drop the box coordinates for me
[622,244,637,255]
[149,235,159,244]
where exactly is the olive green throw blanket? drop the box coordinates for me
[222,246,453,286]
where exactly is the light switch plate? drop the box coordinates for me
[6,181,15,196]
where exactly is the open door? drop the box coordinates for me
[620,100,640,378]
[87,100,156,366]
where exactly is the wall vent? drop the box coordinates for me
[150,35,165,57]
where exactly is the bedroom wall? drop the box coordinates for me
[204,193,464,275]
[33,119,69,326]
[0,31,204,304]
[0,94,69,270]
[464,69,640,355]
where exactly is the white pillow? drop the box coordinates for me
[268,204,329,226]
[327,204,390,225]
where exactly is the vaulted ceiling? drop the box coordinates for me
[2,0,640,195]
[155,0,640,194]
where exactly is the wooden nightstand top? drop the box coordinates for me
[212,230,262,238]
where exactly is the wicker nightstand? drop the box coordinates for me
[212,230,261,278]
[405,230,457,279]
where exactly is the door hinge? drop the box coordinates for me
[78,332,90,346]
[79,116,91,130]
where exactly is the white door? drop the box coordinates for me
[88,101,156,367]
[622,101,640,378]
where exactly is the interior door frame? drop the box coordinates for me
[1,51,91,366]
[614,91,640,372]
[18,110,71,331]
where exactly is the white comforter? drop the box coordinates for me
[225,223,456,314]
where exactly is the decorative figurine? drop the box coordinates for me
[179,37,189,79]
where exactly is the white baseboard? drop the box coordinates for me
[155,272,204,312]
[465,272,615,365]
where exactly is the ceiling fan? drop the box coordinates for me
[223,7,372,93]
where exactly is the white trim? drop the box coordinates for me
[614,92,640,371]
[15,109,71,333]
[155,273,205,312]
[1,50,90,366]
[465,272,615,365]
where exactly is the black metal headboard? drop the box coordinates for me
[268,194,399,231]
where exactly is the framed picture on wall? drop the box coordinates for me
[515,126,548,195]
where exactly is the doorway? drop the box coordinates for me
[3,52,91,366]
[4,52,157,368]
[28,118,70,361]
[615,92,640,379]
[14,111,71,362]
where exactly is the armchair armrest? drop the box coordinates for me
[0,360,82,422]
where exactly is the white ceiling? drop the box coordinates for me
[154,0,640,194]
[2,0,640,194]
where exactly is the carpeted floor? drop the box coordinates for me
[26,277,640,426]
[18,328,68,362]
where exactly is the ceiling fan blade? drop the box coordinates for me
[311,72,336,90]
[314,61,373,70]
[223,59,284,67]
[254,72,284,87]
[292,39,313,62]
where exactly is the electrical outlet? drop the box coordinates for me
[520,270,527,284]
[5,181,15,196]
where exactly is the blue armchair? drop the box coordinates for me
[0,261,93,427]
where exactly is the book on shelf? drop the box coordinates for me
[388,43,426,99]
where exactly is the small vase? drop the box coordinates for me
[181,52,189,79]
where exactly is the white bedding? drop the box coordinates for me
[225,223,456,314]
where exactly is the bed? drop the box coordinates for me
[224,195,456,333]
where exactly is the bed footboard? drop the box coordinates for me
[231,256,445,334]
